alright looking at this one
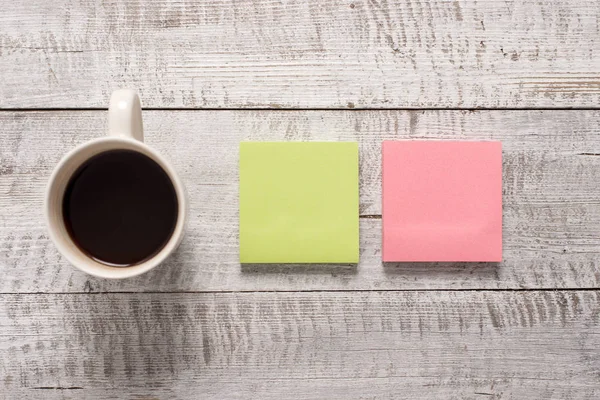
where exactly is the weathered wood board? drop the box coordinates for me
[1,0,599,108]
[2,1,600,396]
[1,290,599,399]
[1,110,599,293]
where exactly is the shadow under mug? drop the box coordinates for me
[45,90,187,279]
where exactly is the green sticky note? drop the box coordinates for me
[240,142,359,263]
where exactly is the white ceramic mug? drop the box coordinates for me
[45,89,187,279]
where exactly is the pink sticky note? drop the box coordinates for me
[382,141,502,262]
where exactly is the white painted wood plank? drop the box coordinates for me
[0,0,599,108]
[1,291,599,399]
[1,110,599,292]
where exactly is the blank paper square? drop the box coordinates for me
[240,142,359,263]
[382,141,502,262]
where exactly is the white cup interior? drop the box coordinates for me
[45,137,186,279]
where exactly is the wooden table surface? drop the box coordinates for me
[1,1,600,399]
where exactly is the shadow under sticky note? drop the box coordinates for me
[240,142,359,263]
[382,141,502,262]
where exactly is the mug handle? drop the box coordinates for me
[108,89,144,141]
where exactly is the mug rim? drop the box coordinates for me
[45,136,187,279]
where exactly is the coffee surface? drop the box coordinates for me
[63,150,178,266]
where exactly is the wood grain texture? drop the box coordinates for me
[1,0,599,108]
[1,290,599,399]
[1,110,599,293]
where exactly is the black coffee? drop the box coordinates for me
[63,150,178,266]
